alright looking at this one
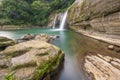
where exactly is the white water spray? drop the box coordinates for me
[59,10,68,30]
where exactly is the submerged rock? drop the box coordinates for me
[0,40,64,80]
[0,37,15,51]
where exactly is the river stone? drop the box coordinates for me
[0,37,15,51]
[108,45,114,50]
[35,34,51,42]
[21,34,35,40]
[0,40,64,80]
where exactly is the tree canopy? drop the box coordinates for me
[0,0,74,26]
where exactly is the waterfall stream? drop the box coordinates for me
[59,10,68,30]
[53,15,57,29]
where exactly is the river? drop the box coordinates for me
[0,28,118,80]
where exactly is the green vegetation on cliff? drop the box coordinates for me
[0,0,74,26]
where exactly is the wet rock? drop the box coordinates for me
[21,34,35,40]
[18,34,59,43]
[108,45,114,50]
[35,34,51,42]
[0,40,64,80]
[0,37,15,51]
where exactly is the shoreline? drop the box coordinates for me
[72,27,120,80]
[70,27,120,47]
[0,25,50,31]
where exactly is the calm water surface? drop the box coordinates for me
[0,28,113,80]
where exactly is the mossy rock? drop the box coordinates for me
[0,37,15,51]
[0,40,64,80]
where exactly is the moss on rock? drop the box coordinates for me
[0,39,64,80]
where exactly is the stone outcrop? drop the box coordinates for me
[0,39,64,80]
[84,52,120,80]
[35,34,52,42]
[0,37,15,51]
[18,34,59,43]
[68,0,120,46]
[68,1,120,79]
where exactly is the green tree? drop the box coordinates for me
[0,0,75,26]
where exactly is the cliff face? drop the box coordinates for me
[68,1,120,79]
[68,0,120,45]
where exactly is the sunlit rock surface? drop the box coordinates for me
[84,52,120,80]
[0,40,64,80]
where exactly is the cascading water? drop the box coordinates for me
[52,15,57,29]
[60,13,63,24]
[59,10,68,30]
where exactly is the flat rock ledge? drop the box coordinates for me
[84,52,120,80]
[0,39,64,80]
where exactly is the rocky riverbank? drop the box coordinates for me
[68,0,120,46]
[0,35,64,80]
[70,26,120,47]
[74,33,120,80]
[68,1,120,79]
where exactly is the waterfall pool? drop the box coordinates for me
[0,28,116,80]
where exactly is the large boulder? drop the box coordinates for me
[0,40,64,80]
[0,37,15,51]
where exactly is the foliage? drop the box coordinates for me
[0,0,75,26]
[4,71,14,80]
[35,52,63,80]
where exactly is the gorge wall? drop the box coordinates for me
[68,0,120,46]
[68,0,120,79]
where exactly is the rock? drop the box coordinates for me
[21,34,35,40]
[84,52,120,80]
[50,35,60,40]
[48,13,62,28]
[0,40,64,80]
[108,45,114,50]
[0,37,15,51]
[35,34,51,42]
[18,34,59,43]
[68,0,120,46]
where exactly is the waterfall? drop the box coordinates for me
[59,10,68,30]
[60,13,63,24]
[52,15,57,28]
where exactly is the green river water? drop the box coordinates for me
[0,28,116,80]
